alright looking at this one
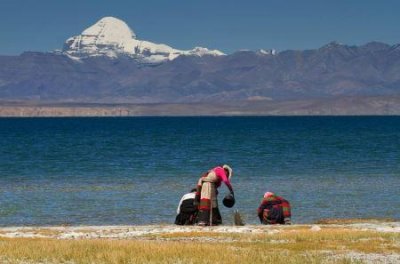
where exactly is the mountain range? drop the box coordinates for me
[0,16,400,115]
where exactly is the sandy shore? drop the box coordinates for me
[0,222,400,240]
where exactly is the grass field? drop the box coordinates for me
[0,223,399,264]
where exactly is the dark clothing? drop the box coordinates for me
[196,207,222,225]
[257,195,291,225]
[175,198,198,225]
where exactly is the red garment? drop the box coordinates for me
[257,194,291,224]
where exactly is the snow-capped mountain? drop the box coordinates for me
[62,17,224,63]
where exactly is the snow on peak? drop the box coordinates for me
[185,47,225,56]
[82,16,136,40]
[257,49,277,55]
[63,16,137,58]
[62,16,225,63]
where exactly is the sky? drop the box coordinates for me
[0,0,399,55]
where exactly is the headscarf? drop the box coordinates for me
[264,192,274,198]
[222,164,233,179]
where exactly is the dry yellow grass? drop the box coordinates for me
[0,227,399,264]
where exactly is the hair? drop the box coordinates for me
[190,188,197,192]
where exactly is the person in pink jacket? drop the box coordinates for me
[194,164,234,226]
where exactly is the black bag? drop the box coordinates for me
[174,198,198,225]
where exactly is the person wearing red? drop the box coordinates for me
[194,165,234,226]
[257,192,291,225]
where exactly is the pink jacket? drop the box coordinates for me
[212,166,233,191]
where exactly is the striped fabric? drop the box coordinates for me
[257,194,291,224]
[195,170,222,225]
[196,171,218,211]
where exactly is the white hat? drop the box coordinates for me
[264,192,274,198]
[223,164,233,179]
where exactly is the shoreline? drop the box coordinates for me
[1,95,400,116]
[1,221,399,240]
[1,221,399,263]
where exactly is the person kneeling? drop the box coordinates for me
[175,188,198,225]
[257,192,291,225]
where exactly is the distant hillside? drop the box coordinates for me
[1,41,400,106]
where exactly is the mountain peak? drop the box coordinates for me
[320,41,344,50]
[82,16,136,40]
[360,41,390,52]
[63,17,138,58]
[257,49,277,55]
[62,16,224,63]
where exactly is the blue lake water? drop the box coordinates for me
[0,116,399,226]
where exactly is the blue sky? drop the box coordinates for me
[0,0,399,55]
